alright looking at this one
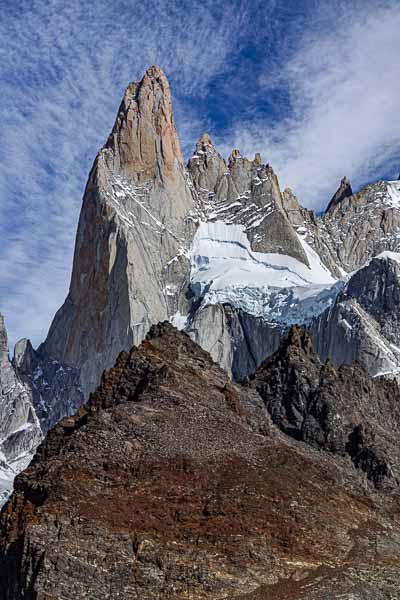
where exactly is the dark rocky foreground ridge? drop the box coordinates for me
[2,324,400,599]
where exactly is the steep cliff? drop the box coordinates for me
[311,252,400,376]
[43,66,197,397]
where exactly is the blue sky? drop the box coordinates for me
[1,0,399,348]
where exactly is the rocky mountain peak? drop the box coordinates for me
[252,326,400,489]
[43,66,196,398]
[105,65,184,184]
[253,151,262,165]
[228,148,242,162]
[188,133,227,196]
[12,338,35,374]
[325,175,353,212]
[199,132,212,145]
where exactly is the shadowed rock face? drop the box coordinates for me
[2,324,400,599]
[311,254,400,377]
[325,176,353,213]
[251,325,400,489]
[0,315,43,506]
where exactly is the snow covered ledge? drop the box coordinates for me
[189,221,340,326]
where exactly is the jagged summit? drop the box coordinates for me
[104,65,184,183]
[43,66,196,397]
[325,175,353,212]
[199,132,212,144]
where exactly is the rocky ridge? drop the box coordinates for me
[311,252,400,377]
[188,134,308,264]
[0,315,42,506]
[2,324,400,599]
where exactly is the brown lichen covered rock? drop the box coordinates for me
[1,324,400,599]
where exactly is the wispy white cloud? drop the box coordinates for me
[222,1,400,209]
[1,0,399,349]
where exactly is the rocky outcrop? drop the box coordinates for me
[325,176,353,212]
[283,180,400,279]
[311,253,400,376]
[0,316,82,506]
[0,315,42,506]
[318,180,400,274]
[13,339,83,431]
[188,136,309,265]
[251,325,400,489]
[2,324,400,599]
[43,66,197,397]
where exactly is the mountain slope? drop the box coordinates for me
[1,325,400,599]
[39,67,400,395]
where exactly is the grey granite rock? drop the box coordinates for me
[14,339,83,432]
[325,176,353,212]
[188,136,309,265]
[43,66,197,397]
[311,254,400,376]
[187,303,284,380]
[308,180,400,275]
[0,315,42,505]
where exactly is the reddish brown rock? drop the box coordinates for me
[1,325,400,598]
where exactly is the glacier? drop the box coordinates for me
[189,221,341,327]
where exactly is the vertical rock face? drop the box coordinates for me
[104,65,185,183]
[311,253,400,376]
[0,315,42,505]
[43,66,197,397]
[187,304,284,380]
